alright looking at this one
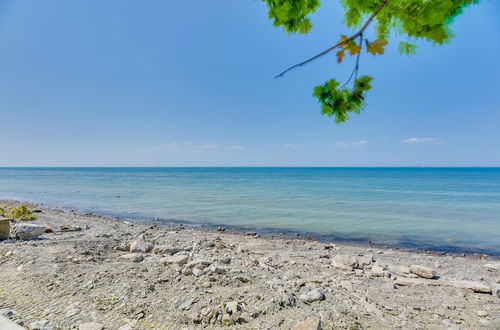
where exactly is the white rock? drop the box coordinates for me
[129,236,153,253]
[118,253,144,263]
[118,325,133,330]
[79,322,104,330]
[292,315,321,330]
[299,288,325,303]
[11,223,45,240]
[410,265,437,279]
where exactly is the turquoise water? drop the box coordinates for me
[0,167,499,254]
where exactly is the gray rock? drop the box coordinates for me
[79,322,104,330]
[292,315,321,330]
[192,268,204,277]
[11,223,45,240]
[129,235,153,253]
[162,254,189,266]
[299,288,325,303]
[410,265,437,279]
[29,320,53,330]
[118,253,144,263]
[177,298,195,310]
[186,259,211,270]
[153,245,181,255]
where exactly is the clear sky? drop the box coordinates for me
[0,0,499,167]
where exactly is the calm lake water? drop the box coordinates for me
[0,167,499,254]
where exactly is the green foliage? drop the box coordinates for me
[313,76,373,123]
[260,0,480,123]
[263,0,320,34]
[399,41,417,55]
[3,204,36,221]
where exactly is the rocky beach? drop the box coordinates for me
[0,200,499,329]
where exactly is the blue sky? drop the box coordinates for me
[0,0,499,166]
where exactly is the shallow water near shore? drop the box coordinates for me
[1,167,499,255]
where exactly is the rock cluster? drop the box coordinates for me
[0,201,498,329]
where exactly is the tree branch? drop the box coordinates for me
[274,0,389,79]
[339,34,363,90]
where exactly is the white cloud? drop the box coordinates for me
[401,137,441,144]
[227,145,243,150]
[158,142,181,152]
[196,142,218,149]
[351,140,368,146]
[336,140,368,148]
[285,143,304,150]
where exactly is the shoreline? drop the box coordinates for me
[3,198,499,258]
[0,200,499,329]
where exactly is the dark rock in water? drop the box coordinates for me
[217,227,225,232]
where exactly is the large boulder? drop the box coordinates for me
[0,218,10,240]
[11,223,45,240]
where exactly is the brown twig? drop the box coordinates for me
[274,0,389,78]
